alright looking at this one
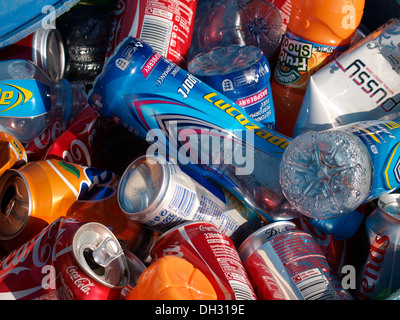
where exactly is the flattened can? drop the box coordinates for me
[151,221,257,300]
[0,159,144,254]
[357,193,400,300]
[0,132,27,176]
[238,221,353,300]
[118,155,262,246]
[106,0,197,67]
[0,217,130,300]
[0,27,65,82]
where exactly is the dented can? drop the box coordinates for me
[106,0,197,67]
[118,154,262,246]
[0,159,144,254]
[0,217,130,300]
[357,193,400,300]
[0,132,27,177]
[238,221,353,300]
[0,27,65,82]
[151,221,257,300]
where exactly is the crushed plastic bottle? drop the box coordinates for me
[187,0,283,64]
[188,44,276,129]
[0,59,87,143]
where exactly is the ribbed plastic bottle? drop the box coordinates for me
[271,0,365,137]
[0,59,87,143]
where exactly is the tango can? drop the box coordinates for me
[151,221,257,300]
[238,221,353,300]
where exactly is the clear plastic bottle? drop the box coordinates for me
[188,45,276,129]
[187,0,283,64]
[0,59,87,143]
[280,116,400,220]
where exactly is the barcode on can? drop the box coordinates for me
[140,14,172,57]
[293,268,338,300]
[168,185,196,217]
[229,280,256,300]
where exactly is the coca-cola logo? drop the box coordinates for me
[357,233,390,299]
[66,266,95,295]
[199,224,217,233]
[107,0,126,55]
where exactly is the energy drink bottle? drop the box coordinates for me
[88,36,297,223]
[280,117,400,220]
[0,59,87,143]
[271,0,365,137]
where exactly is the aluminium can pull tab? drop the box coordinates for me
[92,237,123,267]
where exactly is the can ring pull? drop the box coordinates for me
[92,237,123,267]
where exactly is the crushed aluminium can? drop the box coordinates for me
[238,221,353,300]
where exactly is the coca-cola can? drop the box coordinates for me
[356,193,400,300]
[106,0,197,67]
[118,154,261,247]
[150,221,257,300]
[238,221,353,300]
[0,217,130,300]
[0,27,65,82]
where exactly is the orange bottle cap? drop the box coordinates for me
[125,256,217,300]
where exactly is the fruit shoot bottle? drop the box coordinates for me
[271,0,365,137]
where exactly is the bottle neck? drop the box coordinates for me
[50,79,88,123]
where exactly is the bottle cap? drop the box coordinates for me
[280,130,373,219]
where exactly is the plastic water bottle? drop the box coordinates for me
[188,45,276,129]
[187,0,283,64]
[0,59,87,143]
[279,117,400,220]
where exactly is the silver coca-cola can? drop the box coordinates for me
[238,221,353,300]
[0,217,130,300]
[0,27,65,82]
[357,193,400,300]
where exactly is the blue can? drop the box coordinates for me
[188,45,276,129]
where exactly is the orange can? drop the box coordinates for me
[0,132,27,177]
[0,159,145,253]
[125,256,217,300]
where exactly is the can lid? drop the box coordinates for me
[238,221,296,262]
[33,27,65,83]
[118,155,170,218]
[73,222,130,288]
[0,170,31,240]
[378,193,400,223]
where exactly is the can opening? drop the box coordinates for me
[83,248,105,277]
[0,185,16,218]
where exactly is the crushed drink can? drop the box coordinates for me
[0,159,144,254]
[238,221,353,300]
[0,217,130,300]
[357,193,400,300]
[118,154,262,246]
[151,221,257,300]
[0,132,27,176]
[106,0,197,67]
[0,27,65,82]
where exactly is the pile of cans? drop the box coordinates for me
[0,0,399,301]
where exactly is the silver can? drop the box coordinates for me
[117,154,262,246]
[238,221,353,300]
[357,193,400,300]
[0,27,65,82]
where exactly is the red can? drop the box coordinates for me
[0,217,130,300]
[0,27,65,82]
[106,0,197,67]
[151,221,257,300]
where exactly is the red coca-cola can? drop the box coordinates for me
[0,217,130,300]
[106,0,197,67]
[150,221,257,300]
[0,27,65,82]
